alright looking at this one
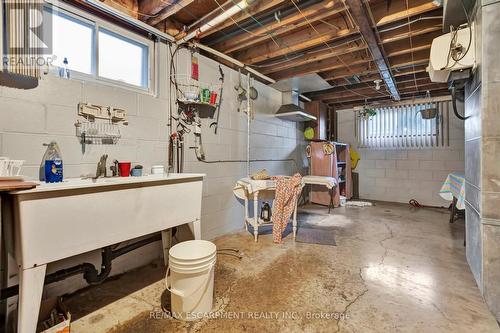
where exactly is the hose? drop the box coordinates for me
[451,85,469,120]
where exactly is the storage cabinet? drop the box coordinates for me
[304,101,327,141]
[309,141,352,207]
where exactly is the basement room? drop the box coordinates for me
[0,0,499,332]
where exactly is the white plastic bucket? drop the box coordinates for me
[166,240,216,321]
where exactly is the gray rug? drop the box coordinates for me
[295,226,336,246]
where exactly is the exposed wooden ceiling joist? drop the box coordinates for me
[268,48,370,81]
[345,0,400,100]
[232,16,356,65]
[325,86,448,106]
[260,39,366,75]
[330,88,450,109]
[306,72,431,101]
[211,0,346,54]
[370,0,440,27]
[198,0,288,38]
[143,0,196,26]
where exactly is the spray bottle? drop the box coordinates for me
[40,141,63,183]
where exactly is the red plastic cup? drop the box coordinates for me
[118,162,131,177]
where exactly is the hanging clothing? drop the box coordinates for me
[271,173,303,243]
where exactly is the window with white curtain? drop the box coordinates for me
[356,101,451,149]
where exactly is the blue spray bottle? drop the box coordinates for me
[41,141,63,183]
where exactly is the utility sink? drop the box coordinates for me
[30,174,197,192]
[2,172,205,333]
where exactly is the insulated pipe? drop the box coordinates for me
[178,0,254,44]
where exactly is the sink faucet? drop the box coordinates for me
[110,159,119,177]
[94,154,108,179]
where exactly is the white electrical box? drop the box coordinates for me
[427,23,475,83]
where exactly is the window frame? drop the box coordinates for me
[355,101,451,149]
[97,27,150,89]
[44,6,97,77]
[43,1,155,94]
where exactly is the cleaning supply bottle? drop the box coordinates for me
[59,57,70,79]
[41,141,63,183]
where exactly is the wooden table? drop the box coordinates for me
[0,181,38,192]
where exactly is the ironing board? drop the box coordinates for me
[233,178,303,242]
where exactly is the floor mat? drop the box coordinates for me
[295,227,336,246]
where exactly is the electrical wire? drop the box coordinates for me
[453,0,472,63]
[292,0,388,99]
[250,37,365,69]
[377,16,443,33]
[212,0,269,38]
[405,0,419,94]
[215,0,304,63]
[439,1,472,71]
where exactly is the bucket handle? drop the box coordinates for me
[166,262,215,298]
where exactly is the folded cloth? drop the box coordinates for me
[271,173,303,243]
[302,175,337,189]
[233,177,276,200]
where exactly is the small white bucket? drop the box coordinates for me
[166,240,216,321]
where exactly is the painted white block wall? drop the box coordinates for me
[337,107,464,206]
[0,43,303,298]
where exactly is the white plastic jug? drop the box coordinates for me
[166,240,216,321]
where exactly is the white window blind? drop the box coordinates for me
[356,101,451,149]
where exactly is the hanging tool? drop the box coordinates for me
[235,69,247,112]
[191,118,205,161]
[210,65,225,134]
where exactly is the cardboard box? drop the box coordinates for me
[37,297,71,333]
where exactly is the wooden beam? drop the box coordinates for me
[329,89,450,109]
[321,50,429,81]
[212,0,345,54]
[199,0,288,38]
[232,15,355,64]
[384,30,439,57]
[345,0,400,100]
[370,0,441,27]
[144,0,196,26]
[264,44,369,80]
[260,39,366,75]
[306,74,431,101]
[379,20,442,44]
[325,87,449,106]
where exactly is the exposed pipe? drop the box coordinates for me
[0,233,162,300]
[178,0,254,44]
[450,85,469,120]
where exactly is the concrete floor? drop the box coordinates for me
[65,202,500,333]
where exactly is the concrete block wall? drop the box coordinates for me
[0,42,302,298]
[337,106,464,206]
[174,48,302,240]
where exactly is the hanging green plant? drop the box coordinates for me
[359,106,377,119]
